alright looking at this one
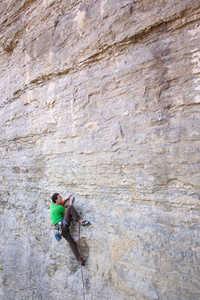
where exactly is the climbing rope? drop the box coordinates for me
[79,223,86,300]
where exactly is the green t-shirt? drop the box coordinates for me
[50,203,65,225]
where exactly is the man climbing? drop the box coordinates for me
[50,193,90,266]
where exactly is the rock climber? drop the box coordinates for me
[50,193,90,266]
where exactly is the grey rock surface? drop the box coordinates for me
[0,0,200,299]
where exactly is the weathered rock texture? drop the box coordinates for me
[0,0,200,299]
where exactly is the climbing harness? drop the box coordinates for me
[63,219,70,227]
[54,219,70,241]
[79,223,86,300]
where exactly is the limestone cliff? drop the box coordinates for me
[0,0,200,299]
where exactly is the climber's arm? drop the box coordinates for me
[61,193,72,206]
[63,193,72,201]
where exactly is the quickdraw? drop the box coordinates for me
[54,220,70,241]
[54,221,62,241]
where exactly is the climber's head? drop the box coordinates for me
[52,193,62,204]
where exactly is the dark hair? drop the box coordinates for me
[52,193,59,203]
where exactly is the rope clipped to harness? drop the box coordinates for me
[79,223,86,300]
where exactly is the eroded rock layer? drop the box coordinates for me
[0,0,200,299]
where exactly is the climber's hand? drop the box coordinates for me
[64,193,72,201]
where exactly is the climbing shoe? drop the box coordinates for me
[81,260,85,266]
[82,220,90,226]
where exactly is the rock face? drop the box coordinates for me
[0,0,200,299]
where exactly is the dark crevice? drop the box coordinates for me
[18,0,38,14]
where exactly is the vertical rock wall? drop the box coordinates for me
[0,1,200,299]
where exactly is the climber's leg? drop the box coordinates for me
[63,205,81,226]
[63,231,82,262]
